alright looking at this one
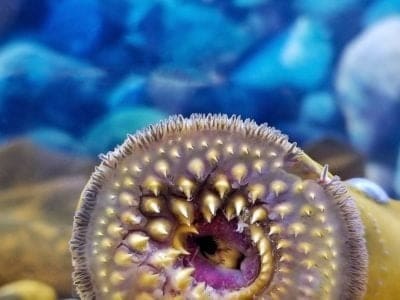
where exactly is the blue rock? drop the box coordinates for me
[107,74,147,109]
[41,0,103,55]
[294,0,361,19]
[27,127,86,155]
[84,107,167,154]
[299,91,346,129]
[363,0,400,26]
[126,1,251,68]
[0,41,106,135]
[232,17,333,90]
[336,17,400,164]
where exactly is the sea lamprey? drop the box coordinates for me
[70,114,369,299]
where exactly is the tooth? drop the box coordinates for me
[270,180,288,196]
[172,225,198,255]
[110,271,125,286]
[123,177,134,188]
[121,211,142,225]
[100,238,113,249]
[114,249,133,266]
[298,242,312,255]
[107,222,124,238]
[172,267,195,290]
[233,195,246,216]
[171,198,194,225]
[250,225,264,243]
[146,218,172,242]
[119,192,136,206]
[191,282,207,299]
[311,228,324,238]
[127,232,149,252]
[149,248,181,268]
[293,181,304,193]
[206,149,219,163]
[253,160,265,174]
[141,197,162,214]
[231,163,247,183]
[105,207,116,217]
[186,141,194,150]
[250,206,268,224]
[301,259,315,270]
[177,177,195,199]
[170,147,181,158]
[254,149,261,158]
[300,204,314,217]
[143,176,162,196]
[268,224,282,235]
[257,238,271,255]
[279,254,293,263]
[155,160,170,177]
[276,239,292,250]
[111,292,126,300]
[201,140,208,148]
[214,175,230,198]
[274,203,293,219]
[240,144,249,154]
[202,193,221,222]
[138,272,161,289]
[288,222,306,237]
[188,158,205,179]
[248,183,266,203]
[135,292,155,300]
[226,145,234,155]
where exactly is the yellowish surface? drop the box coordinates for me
[0,280,56,300]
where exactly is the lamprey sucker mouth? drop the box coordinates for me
[70,114,367,299]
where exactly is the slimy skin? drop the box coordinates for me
[70,115,368,299]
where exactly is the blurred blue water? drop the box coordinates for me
[0,0,399,196]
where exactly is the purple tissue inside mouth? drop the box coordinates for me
[185,215,260,290]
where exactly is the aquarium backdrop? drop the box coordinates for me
[1,0,400,194]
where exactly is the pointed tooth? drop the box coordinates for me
[226,145,234,155]
[276,239,292,250]
[119,191,137,206]
[201,140,208,148]
[127,232,149,252]
[233,194,246,217]
[172,267,195,290]
[177,177,195,199]
[100,238,113,249]
[214,175,230,199]
[269,224,282,235]
[254,149,261,158]
[206,149,219,163]
[224,205,235,221]
[110,271,125,286]
[202,193,221,222]
[155,160,170,177]
[170,147,181,158]
[298,242,312,255]
[240,144,249,155]
[191,282,207,299]
[253,160,266,174]
[138,272,161,289]
[172,225,199,255]
[250,206,268,224]
[143,176,162,196]
[171,198,194,225]
[279,254,293,263]
[274,203,293,219]
[146,218,172,242]
[250,225,264,243]
[186,141,194,150]
[141,197,162,214]
[149,248,182,268]
[114,249,133,266]
[111,292,126,300]
[288,222,306,238]
[107,222,124,238]
[257,238,270,255]
[135,292,155,300]
[248,183,266,203]
[121,211,142,225]
[188,158,205,179]
[231,163,248,183]
[270,180,288,197]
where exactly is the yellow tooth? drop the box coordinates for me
[202,193,221,222]
[269,224,282,235]
[149,248,181,268]
[253,160,266,174]
[191,282,207,299]
[177,177,195,199]
[254,148,261,158]
[257,238,271,255]
[119,191,136,206]
[172,267,195,290]
[201,140,208,148]
[172,225,199,255]
[110,271,125,286]
[279,254,293,263]
[293,181,304,193]
[301,259,315,270]
[250,225,264,243]
[300,204,314,217]
[206,149,219,163]
[270,180,288,196]
[248,183,266,203]
[233,194,246,217]
[100,238,113,249]
[114,249,133,267]
[188,158,205,178]
[214,175,230,198]
[121,211,142,225]
[138,272,161,289]
[111,292,126,300]
[141,197,162,214]
[123,177,134,188]
[276,239,292,250]
[146,218,172,242]
[171,198,194,225]
[274,203,293,219]
[298,242,312,255]
[240,144,249,154]
[105,207,116,217]
[250,206,268,224]
[231,163,247,183]
[135,292,155,300]
[143,176,162,196]
[127,232,149,252]
[107,222,124,238]
[170,147,181,158]
[155,160,170,177]
[226,145,234,155]
[288,222,306,237]
[311,228,324,238]
[186,141,194,150]
[224,204,235,221]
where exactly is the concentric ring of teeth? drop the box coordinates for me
[71,115,367,300]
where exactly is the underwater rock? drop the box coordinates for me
[336,17,400,164]
[232,17,333,90]
[41,0,103,55]
[84,107,167,155]
[126,2,251,69]
[0,41,106,136]
[363,0,400,26]
[294,0,361,19]
[0,140,93,297]
[304,138,365,180]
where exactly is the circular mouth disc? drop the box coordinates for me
[70,114,367,300]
